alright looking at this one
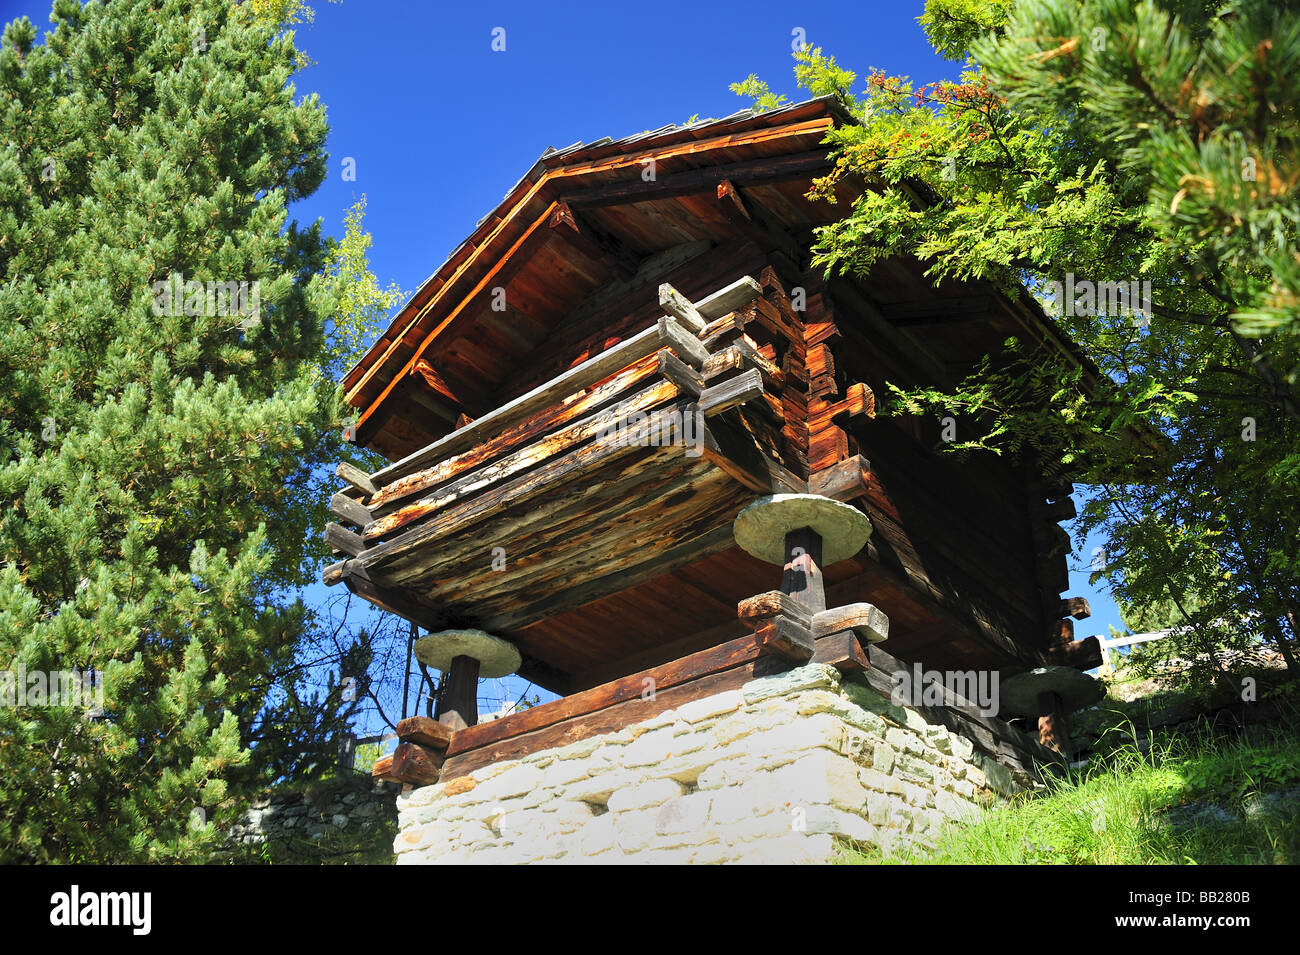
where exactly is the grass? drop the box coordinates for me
[836,700,1300,865]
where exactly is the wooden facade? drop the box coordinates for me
[323,98,1099,781]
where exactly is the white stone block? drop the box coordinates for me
[608,778,686,813]
[655,791,713,836]
[741,664,841,704]
[472,763,543,802]
[621,726,677,767]
[677,690,744,724]
[612,808,661,852]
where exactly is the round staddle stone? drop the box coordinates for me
[414,629,521,679]
[1000,666,1104,717]
[733,493,873,565]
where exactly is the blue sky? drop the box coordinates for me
[2,0,1128,733]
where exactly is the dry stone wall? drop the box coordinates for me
[224,775,400,856]
[395,663,1045,864]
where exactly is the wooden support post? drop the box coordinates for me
[780,526,826,615]
[1036,690,1071,759]
[435,654,480,730]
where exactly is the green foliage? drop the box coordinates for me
[733,0,1300,685]
[316,196,405,379]
[0,0,352,862]
[728,74,789,113]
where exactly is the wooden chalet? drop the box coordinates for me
[322,97,1101,784]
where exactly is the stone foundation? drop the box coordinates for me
[395,663,1043,864]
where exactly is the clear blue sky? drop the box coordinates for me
[2,0,1126,731]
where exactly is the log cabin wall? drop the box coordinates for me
[324,98,1099,761]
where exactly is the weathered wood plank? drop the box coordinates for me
[701,413,805,495]
[363,380,680,542]
[699,368,766,418]
[737,590,813,628]
[812,603,890,644]
[695,276,763,321]
[322,559,347,587]
[369,355,661,513]
[656,350,704,397]
[656,316,709,368]
[659,283,707,334]
[371,320,701,487]
[564,148,835,209]
[443,632,768,758]
[390,741,443,785]
[1046,635,1102,670]
[396,716,456,751]
[337,461,378,497]
[1058,597,1091,620]
[371,754,400,783]
[754,615,815,663]
[361,408,696,572]
[325,522,365,557]
[329,491,373,529]
[438,656,789,781]
[808,454,871,502]
[476,523,737,634]
[811,630,869,673]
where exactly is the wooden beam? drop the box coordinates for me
[390,741,443,785]
[1045,636,1102,671]
[737,590,813,628]
[695,276,763,321]
[325,522,365,557]
[699,368,766,418]
[443,631,769,759]
[564,149,834,209]
[435,654,479,730]
[370,356,662,513]
[340,565,448,633]
[753,614,815,664]
[396,716,456,750]
[371,754,400,783]
[363,380,680,542]
[438,659,787,781]
[656,316,709,367]
[1058,597,1091,620]
[370,319,702,487]
[811,630,869,673]
[1047,618,1075,645]
[477,524,736,634]
[548,202,640,279]
[811,603,890,644]
[715,179,803,263]
[808,454,871,502]
[701,413,805,495]
[659,283,707,334]
[656,350,704,396]
[329,492,373,530]
[336,461,378,497]
[360,409,694,572]
[352,201,564,439]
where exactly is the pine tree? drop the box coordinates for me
[0,0,342,861]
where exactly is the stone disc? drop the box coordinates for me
[732,493,873,565]
[1000,666,1104,716]
[414,629,522,678]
